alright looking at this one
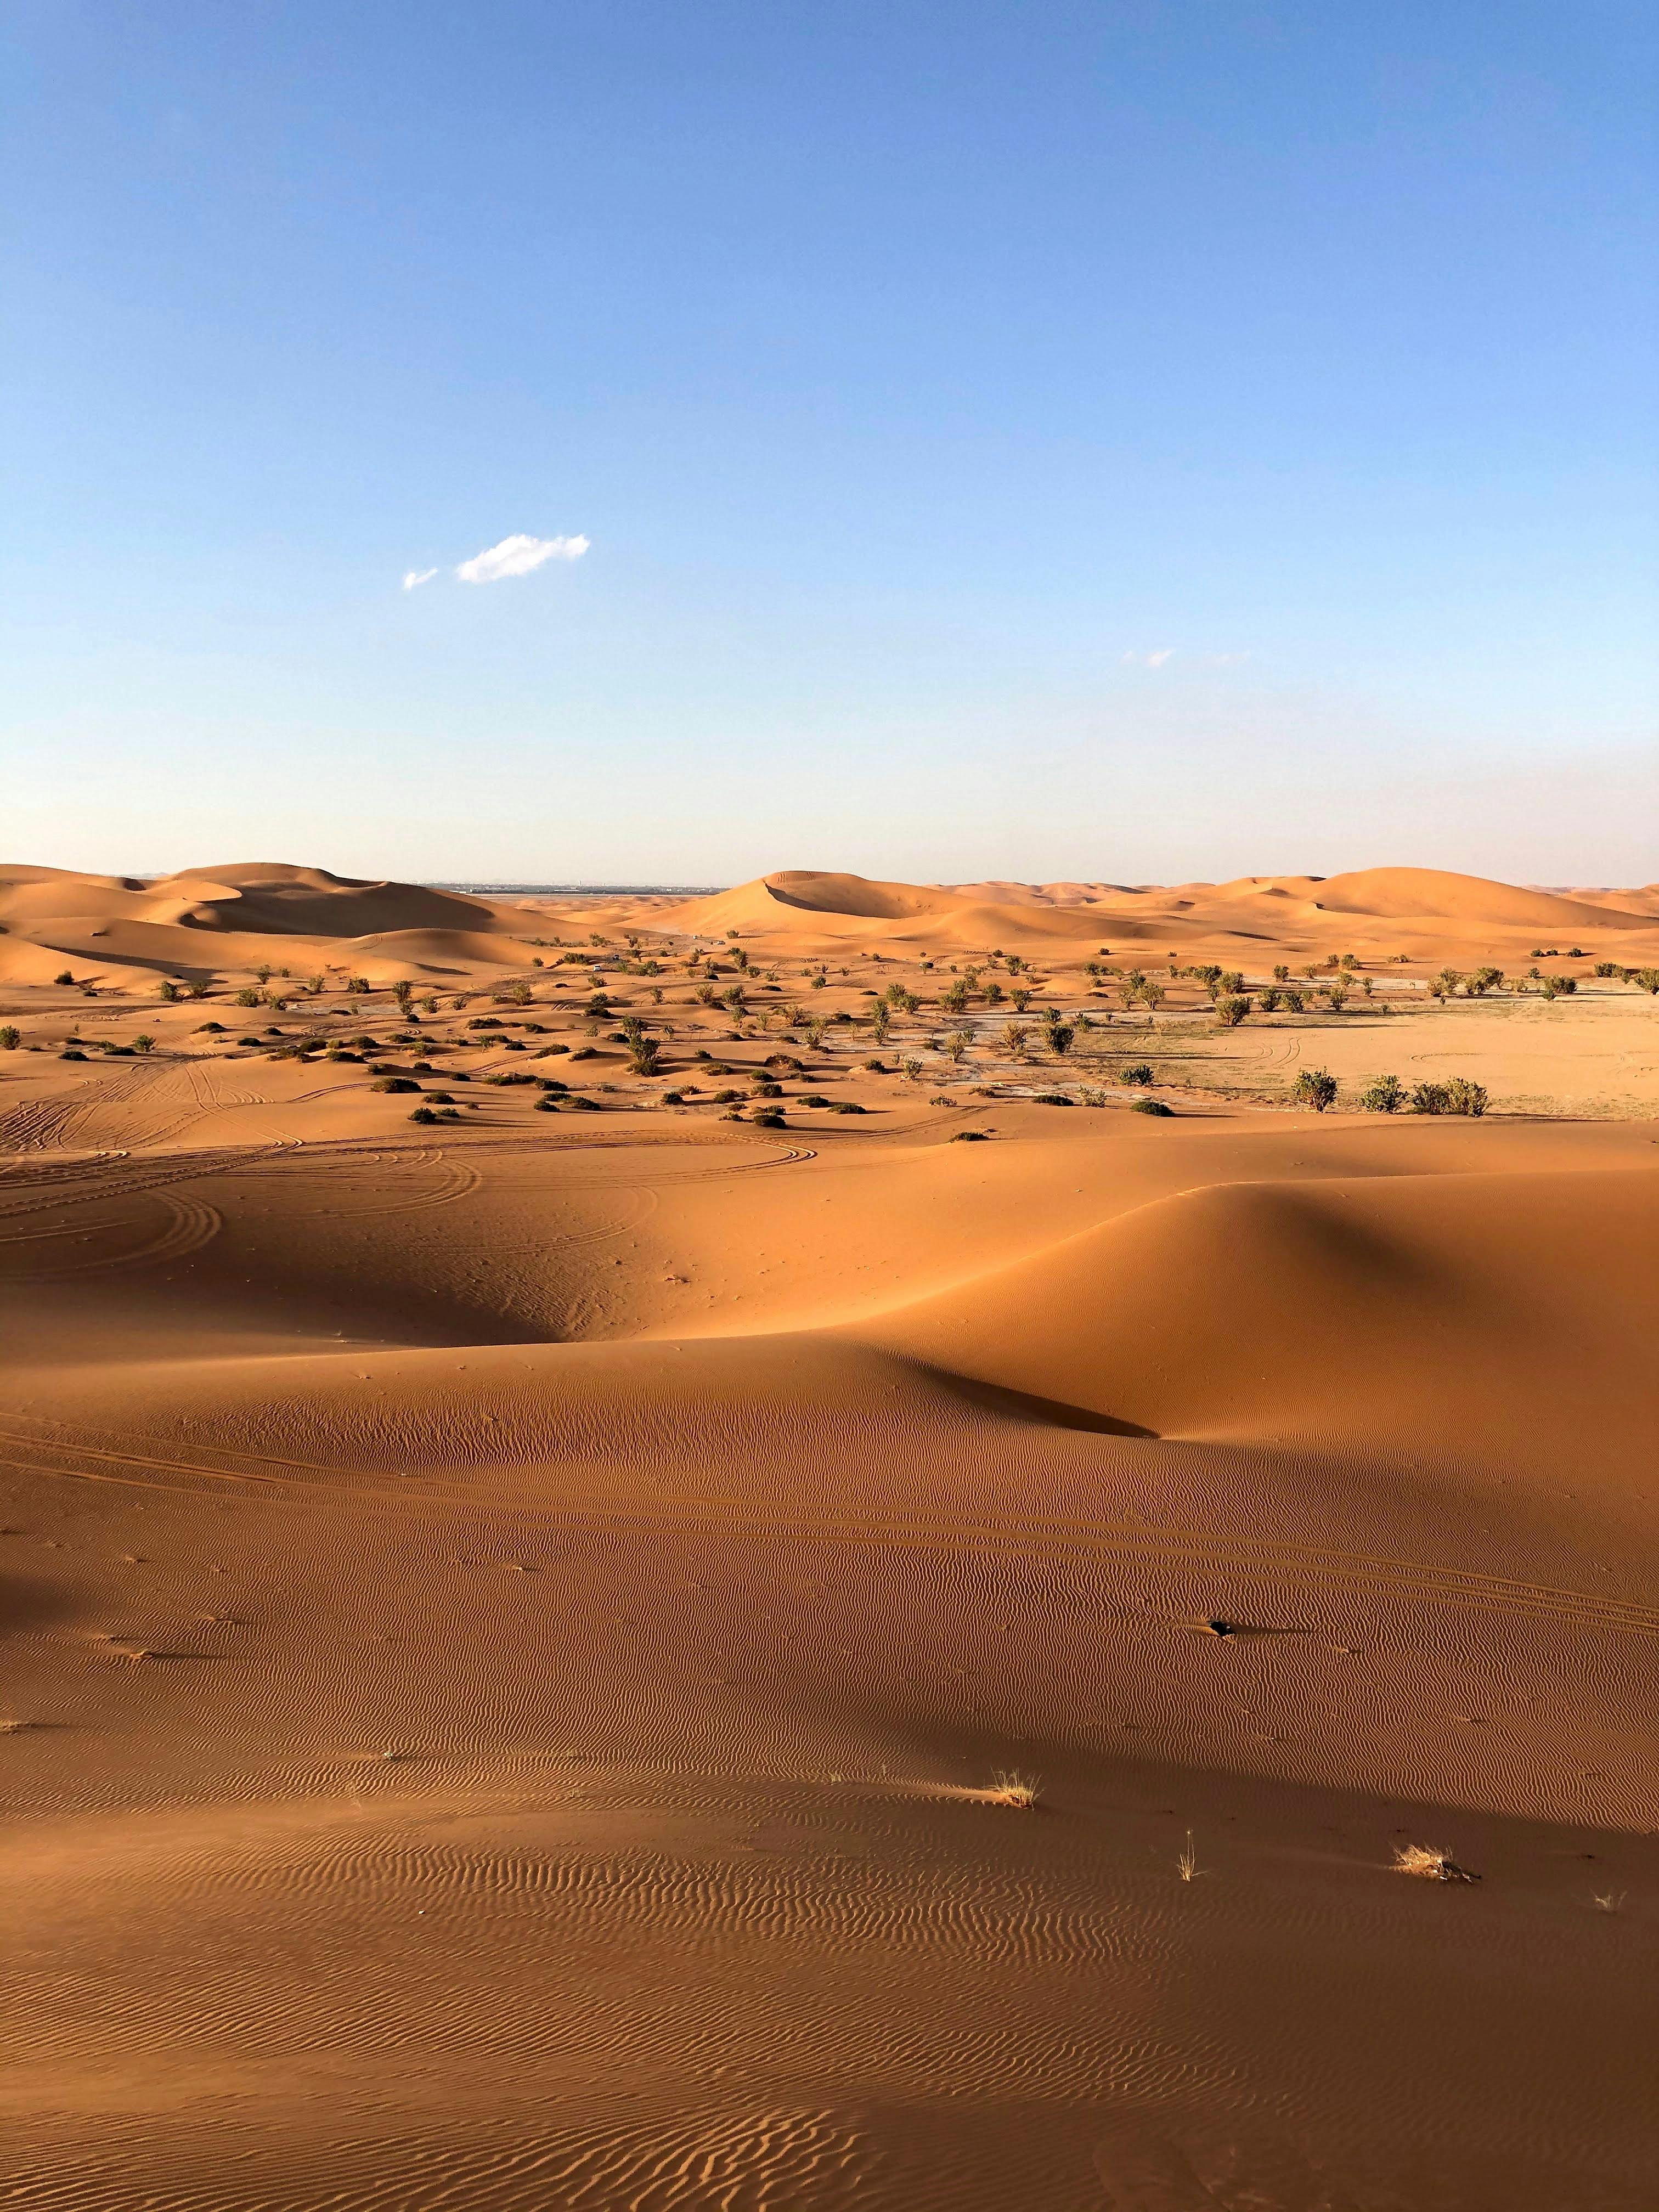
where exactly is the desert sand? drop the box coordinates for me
[3,861,1657,2209]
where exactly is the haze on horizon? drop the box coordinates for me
[3,2,1654,884]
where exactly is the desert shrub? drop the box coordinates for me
[1634,968,1659,995]
[1215,994,1250,1027]
[568,1046,596,1060]
[1540,974,1576,1001]
[372,1075,421,1093]
[899,1056,922,1081]
[193,1020,224,1034]
[1032,1091,1073,1106]
[235,986,261,1008]
[1045,1020,1076,1057]
[133,1034,155,1054]
[60,1046,87,1060]
[751,1078,782,1097]
[798,1093,829,1108]
[157,980,180,1002]
[940,979,970,1014]
[830,1100,866,1115]
[1272,963,1290,983]
[408,1105,438,1124]
[951,1129,989,1142]
[1292,1067,1339,1112]
[1119,1062,1154,1086]
[1324,982,1348,1011]
[944,1028,973,1062]
[1001,1019,1031,1058]
[1443,1075,1489,1116]
[1468,967,1504,996]
[0,1026,18,1051]
[1009,988,1032,1012]
[1257,988,1281,1013]
[1359,1073,1405,1113]
[1409,1080,1450,1115]
[1282,988,1306,1012]
[751,1106,786,1128]
[1131,1096,1172,1116]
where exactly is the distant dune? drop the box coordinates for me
[665,863,1659,956]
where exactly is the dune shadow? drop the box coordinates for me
[923,1369,1158,1438]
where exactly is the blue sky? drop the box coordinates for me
[4,2,1654,884]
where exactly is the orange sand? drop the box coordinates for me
[3,862,1657,2209]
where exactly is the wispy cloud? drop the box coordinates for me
[456,533,590,584]
[1203,650,1252,667]
[402,567,438,591]
[1121,648,1175,668]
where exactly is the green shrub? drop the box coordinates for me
[0,1026,18,1051]
[133,1034,155,1054]
[1359,1074,1405,1113]
[1131,1096,1172,1116]
[830,1101,866,1115]
[1032,1091,1073,1106]
[751,1107,786,1128]
[60,1046,87,1060]
[1215,994,1251,1027]
[1292,1068,1339,1112]
[1409,1080,1450,1114]
[54,970,74,986]
[1258,988,1282,1013]
[157,980,180,1002]
[372,1076,421,1094]
[1283,989,1306,1013]
[1119,1063,1154,1086]
[235,986,261,1008]
[1444,1076,1489,1116]
[409,1105,438,1124]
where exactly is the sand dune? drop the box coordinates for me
[670,864,1659,959]
[3,861,1657,2209]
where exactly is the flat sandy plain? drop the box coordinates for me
[3,861,1658,2211]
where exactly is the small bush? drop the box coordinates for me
[1292,1068,1339,1112]
[566,1095,601,1111]
[534,1042,571,1057]
[533,1096,561,1112]
[951,1129,990,1142]
[60,1046,87,1060]
[1215,994,1251,1027]
[1359,1074,1405,1113]
[1131,1096,1172,1116]
[1409,1080,1450,1115]
[157,980,180,1002]
[409,1105,438,1124]
[1119,1063,1154,1087]
[830,1100,866,1115]
[1393,1843,1479,1883]
[1032,1091,1073,1106]
[751,1107,786,1128]
[1283,989,1306,1013]
[0,1026,18,1051]
[372,1076,421,1094]
[1444,1075,1489,1117]
[53,970,74,986]
[133,1034,155,1054]
[798,1093,829,1108]
[1257,988,1281,1013]
[234,986,261,1008]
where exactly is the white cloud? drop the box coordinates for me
[402,567,438,591]
[456,533,590,584]
[1121,648,1175,667]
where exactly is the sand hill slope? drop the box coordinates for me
[669,865,1659,958]
[0,862,536,986]
[3,867,1658,2209]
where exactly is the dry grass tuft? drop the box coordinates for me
[985,1769,1041,1809]
[1177,1829,1200,1882]
[1592,1891,1627,1914]
[1393,1843,1480,1883]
